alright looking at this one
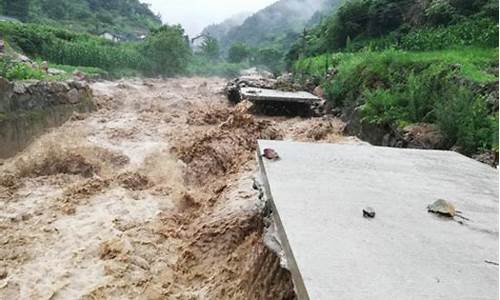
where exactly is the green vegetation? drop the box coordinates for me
[0,56,108,81]
[290,0,499,156]
[0,21,191,77]
[199,36,221,61]
[209,0,339,51]
[288,0,498,59]
[295,48,498,154]
[0,58,45,80]
[252,48,284,74]
[0,0,161,39]
[142,25,191,76]
[48,64,108,78]
[228,43,251,63]
[188,56,246,78]
[199,0,341,73]
[339,18,498,53]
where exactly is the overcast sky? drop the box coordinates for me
[141,0,278,37]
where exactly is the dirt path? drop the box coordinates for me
[0,78,361,299]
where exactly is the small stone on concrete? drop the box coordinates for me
[363,207,376,218]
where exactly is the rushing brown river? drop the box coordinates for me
[0,78,360,299]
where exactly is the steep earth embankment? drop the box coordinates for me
[0,78,360,299]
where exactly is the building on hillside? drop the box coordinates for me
[99,32,121,42]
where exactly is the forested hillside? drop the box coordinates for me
[0,0,161,39]
[208,0,340,52]
[289,0,499,157]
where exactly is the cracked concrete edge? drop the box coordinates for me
[256,144,310,300]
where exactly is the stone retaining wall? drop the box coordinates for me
[0,77,94,158]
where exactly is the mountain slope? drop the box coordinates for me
[1,0,161,39]
[201,12,251,41]
[212,0,340,51]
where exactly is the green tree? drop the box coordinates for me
[425,0,457,25]
[142,25,191,76]
[200,36,220,60]
[41,0,67,19]
[253,48,283,73]
[4,0,31,21]
[228,42,250,63]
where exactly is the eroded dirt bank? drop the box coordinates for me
[0,78,360,299]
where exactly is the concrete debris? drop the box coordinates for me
[225,76,277,103]
[225,73,327,117]
[239,67,274,79]
[240,87,320,104]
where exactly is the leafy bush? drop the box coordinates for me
[294,48,499,154]
[286,0,498,60]
[252,48,284,74]
[425,0,457,25]
[0,22,191,77]
[199,36,220,61]
[228,43,250,63]
[2,0,161,38]
[0,59,45,80]
[400,18,498,51]
[434,88,498,154]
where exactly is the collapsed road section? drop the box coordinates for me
[225,74,325,116]
[240,88,320,104]
[257,140,499,300]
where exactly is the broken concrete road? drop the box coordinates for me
[258,140,499,300]
[240,88,320,104]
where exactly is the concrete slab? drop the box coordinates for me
[257,140,499,300]
[240,87,320,103]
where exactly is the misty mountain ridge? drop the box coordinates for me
[201,11,252,40]
[202,0,340,51]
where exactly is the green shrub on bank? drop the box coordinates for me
[343,18,499,53]
[294,48,499,154]
[286,0,498,64]
[0,58,109,81]
[0,22,191,77]
[0,59,45,80]
[434,87,498,154]
[142,25,191,76]
[48,63,108,78]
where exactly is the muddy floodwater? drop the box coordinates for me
[0,78,360,299]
